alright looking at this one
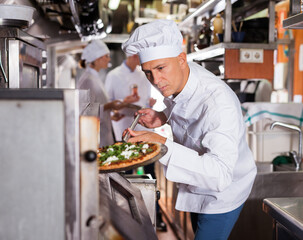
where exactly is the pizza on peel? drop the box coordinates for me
[98,142,161,171]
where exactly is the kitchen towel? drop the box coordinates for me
[241,102,303,127]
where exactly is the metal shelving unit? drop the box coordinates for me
[178,0,277,62]
[178,0,238,33]
[283,0,303,29]
[282,0,302,100]
[283,13,303,28]
[187,42,276,61]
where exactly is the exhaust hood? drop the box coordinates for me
[3,0,115,42]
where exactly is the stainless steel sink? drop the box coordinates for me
[274,163,302,172]
[256,162,301,173]
[256,162,274,173]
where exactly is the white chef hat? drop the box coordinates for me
[81,40,110,63]
[122,19,183,64]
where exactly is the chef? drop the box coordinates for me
[122,19,257,239]
[77,40,126,147]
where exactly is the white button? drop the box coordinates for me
[182,125,186,129]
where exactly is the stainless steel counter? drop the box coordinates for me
[263,197,303,240]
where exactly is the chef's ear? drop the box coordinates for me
[177,52,187,68]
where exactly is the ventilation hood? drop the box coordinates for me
[2,0,115,43]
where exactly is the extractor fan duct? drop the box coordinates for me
[69,0,112,41]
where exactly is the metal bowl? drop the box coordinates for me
[0,4,35,28]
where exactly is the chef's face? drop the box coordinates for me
[141,52,188,97]
[95,54,111,70]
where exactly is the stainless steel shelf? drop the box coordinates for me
[178,0,222,29]
[283,13,303,29]
[178,0,239,32]
[187,42,276,61]
[102,33,130,43]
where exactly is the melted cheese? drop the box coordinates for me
[107,147,114,152]
[121,150,138,159]
[103,155,119,165]
[125,144,136,151]
[142,144,149,149]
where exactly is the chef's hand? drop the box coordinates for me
[104,100,126,111]
[123,129,166,144]
[111,111,125,121]
[137,108,167,128]
[123,94,140,103]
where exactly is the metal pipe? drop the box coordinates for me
[270,121,302,171]
[224,0,232,43]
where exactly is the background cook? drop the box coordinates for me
[105,53,156,141]
[77,40,127,147]
[122,19,257,240]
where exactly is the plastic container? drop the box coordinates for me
[232,32,245,42]
[211,13,224,44]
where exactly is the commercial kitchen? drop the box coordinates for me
[1,0,303,239]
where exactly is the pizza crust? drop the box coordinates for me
[98,142,162,172]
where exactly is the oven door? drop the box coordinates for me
[8,39,43,88]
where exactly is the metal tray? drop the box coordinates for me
[99,143,168,173]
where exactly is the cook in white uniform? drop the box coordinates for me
[105,53,169,230]
[77,40,127,147]
[122,20,257,239]
[105,53,155,141]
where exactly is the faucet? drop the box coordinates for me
[270,121,302,171]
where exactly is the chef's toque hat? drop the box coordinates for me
[81,40,110,63]
[122,19,183,64]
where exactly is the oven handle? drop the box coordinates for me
[0,51,8,83]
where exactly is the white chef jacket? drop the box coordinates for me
[160,62,257,214]
[105,62,152,141]
[77,67,114,147]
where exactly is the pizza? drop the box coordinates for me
[98,142,161,171]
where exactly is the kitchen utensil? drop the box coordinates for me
[0,50,8,83]
[122,113,142,142]
[232,20,237,32]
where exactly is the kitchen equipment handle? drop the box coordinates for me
[123,113,142,142]
[0,51,8,83]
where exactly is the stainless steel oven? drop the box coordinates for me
[0,89,157,240]
[0,28,45,88]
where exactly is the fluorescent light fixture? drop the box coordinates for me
[108,0,120,10]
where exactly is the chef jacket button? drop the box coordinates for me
[182,125,186,129]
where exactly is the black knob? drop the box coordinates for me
[84,150,97,162]
[156,190,160,200]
